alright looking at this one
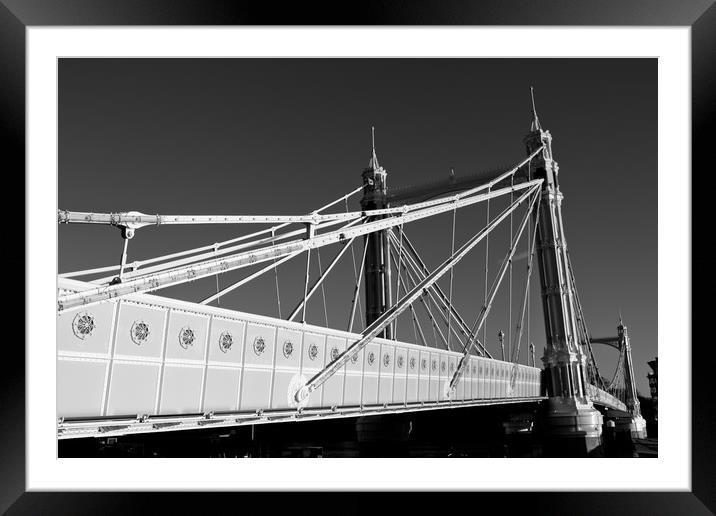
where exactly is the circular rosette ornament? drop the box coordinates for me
[383,353,391,368]
[367,351,375,366]
[72,312,95,340]
[253,336,266,356]
[179,327,196,350]
[130,321,150,345]
[282,340,294,358]
[218,331,233,353]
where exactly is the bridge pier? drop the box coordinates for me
[523,91,606,458]
[538,397,604,457]
[600,407,648,440]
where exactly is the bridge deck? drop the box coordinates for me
[57,279,545,439]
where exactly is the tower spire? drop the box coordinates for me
[530,86,542,132]
[369,125,380,170]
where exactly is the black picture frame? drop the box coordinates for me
[3,1,712,514]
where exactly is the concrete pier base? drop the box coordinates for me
[601,408,648,439]
[628,415,648,439]
[538,397,604,457]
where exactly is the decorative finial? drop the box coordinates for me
[618,309,624,327]
[369,126,380,170]
[450,167,455,180]
[530,86,541,132]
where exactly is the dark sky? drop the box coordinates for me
[58,58,657,394]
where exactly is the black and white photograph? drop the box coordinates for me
[3,4,709,511]
[56,57,658,458]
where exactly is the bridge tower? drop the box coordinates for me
[618,318,648,438]
[360,128,393,338]
[524,88,604,455]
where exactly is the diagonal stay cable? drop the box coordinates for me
[389,230,487,357]
[295,182,541,403]
[448,188,541,392]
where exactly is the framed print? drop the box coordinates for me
[3,0,712,514]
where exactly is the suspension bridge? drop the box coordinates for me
[56,89,646,454]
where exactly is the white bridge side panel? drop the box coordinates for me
[361,342,380,406]
[57,302,115,357]
[344,346,364,406]
[418,351,430,402]
[204,366,241,412]
[240,323,276,411]
[56,284,544,422]
[106,361,161,417]
[378,341,395,405]
[271,328,303,410]
[323,336,347,408]
[57,357,108,417]
[406,348,419,403]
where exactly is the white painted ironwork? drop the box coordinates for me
[58,179,543,313]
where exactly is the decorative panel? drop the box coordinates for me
[57,303,115,357]
[207,317,245,365]
[114,302,167,360]
[159,364,204,414]
[203,366,241,412]
[57,357,108,418]
[105,361,160,417]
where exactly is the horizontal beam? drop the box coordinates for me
[58,209,356,228]
[58,396,547,440]
[58,186,365,230]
